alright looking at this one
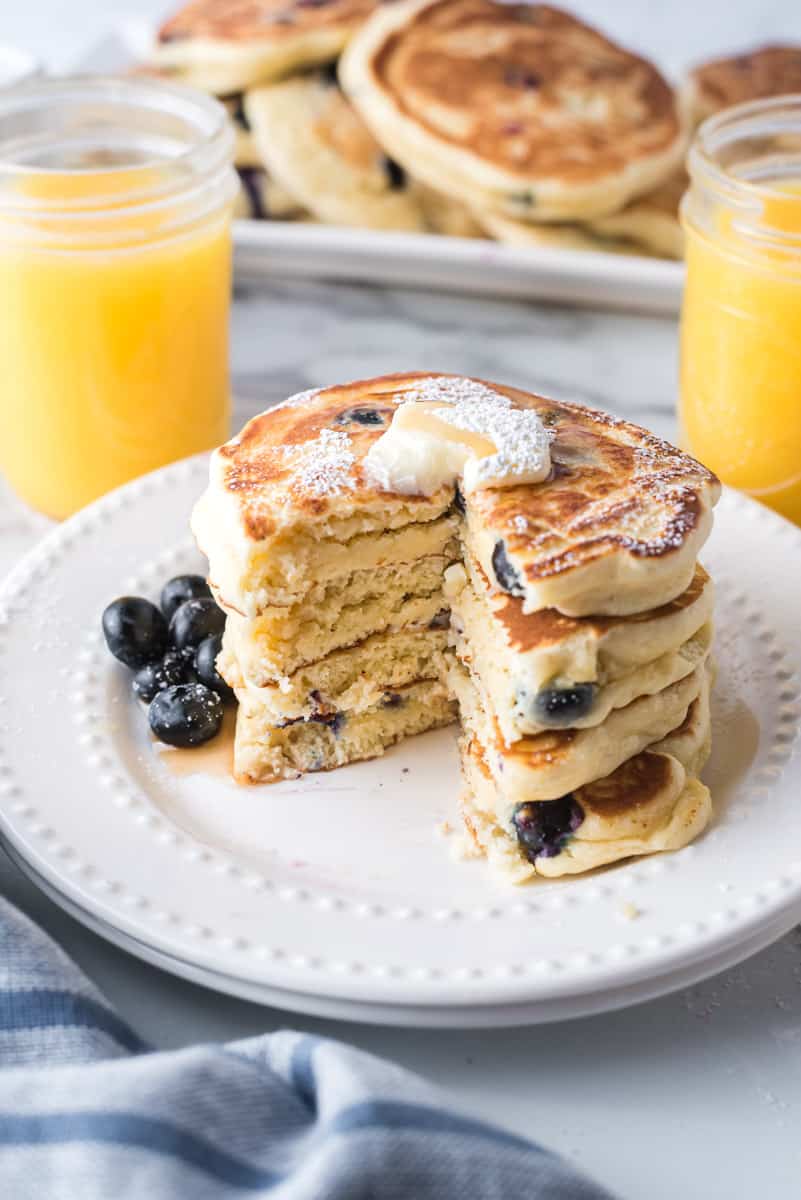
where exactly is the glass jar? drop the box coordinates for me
[0,76,236,519]
[680,95,801,526]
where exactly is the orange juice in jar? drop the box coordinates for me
[0,77,237,519]
[680,96,801,526]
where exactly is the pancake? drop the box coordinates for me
[235,676,455,782]
[340,0,689,222]
[449,657,708,808]
[191,374,719,624]
[245,73,427,230]
[224,625,451,721]
[412,182,485,237]
[460,697,711,881]
[448,556,712,743]
[586,168,686,259]
[154,0,378,93]
[478,210,644,256]
[220,552,456,682]
[684,44,801,125]
[480,168,685,258]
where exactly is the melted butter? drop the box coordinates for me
[363,376,552,496]
[152,707,236,780]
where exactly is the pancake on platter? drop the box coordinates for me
[340,0,689,222]
[154,0,378,93]
[245,71,427,230]
[684,44,801,125]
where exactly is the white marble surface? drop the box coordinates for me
[2,4,801,1199]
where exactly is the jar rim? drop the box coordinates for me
[0,75,236,247]
[0,74,233,211]
[689,92,801,202]
[685,92,801,256]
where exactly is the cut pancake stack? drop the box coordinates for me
[193,373,721,883]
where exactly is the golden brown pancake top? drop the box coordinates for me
[216,374,719,577]
[485,563,710,656]
[159,0,377,44]
[690,44,801,116]
[370,0,680,181]
[466,392,718,588]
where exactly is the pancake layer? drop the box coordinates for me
[459,675,712,881]
[446,557,713,742]
[225,626,451,722]
[221,554,454,683]
[235,677,455,782]
[449,658,708,809]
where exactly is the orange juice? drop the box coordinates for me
[680,98,801,526]
[0,77,236,518]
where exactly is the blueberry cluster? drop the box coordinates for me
[101,575,234,749]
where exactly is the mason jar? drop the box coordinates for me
[680,95,801,526]
[0,75,236,518]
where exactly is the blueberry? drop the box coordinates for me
[148,683,223,748]
[512,796,584,863]
[335,406,388,427]
[320,61,339,87]
[382,692,403,708]
[160,574,212,621]
[102,597,168,668]
[132,650,193,703]
[452,485,466,516]
[237,166,267,221]
[428,609,450,630]
[530,683,597,728]
[312,711,345,736]
[491,541,524,596]
[169,597,225,651]
[195,634,235,704]
[383,157,406,190]
[504,66,541,89]
[229,95,250,130]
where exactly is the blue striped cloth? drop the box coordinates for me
[0,895,614,1198]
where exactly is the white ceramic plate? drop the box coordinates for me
[1,457,800,1027]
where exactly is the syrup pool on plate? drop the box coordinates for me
[0,77,237,520]
[681,97,801,526]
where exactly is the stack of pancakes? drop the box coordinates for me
[150,0,801,258]
[192,373,721,882]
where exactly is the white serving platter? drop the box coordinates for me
[1,457,800,1026]
[233,221,685,314]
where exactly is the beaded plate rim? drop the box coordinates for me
[0,455,800,1014]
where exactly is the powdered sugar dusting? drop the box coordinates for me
[275,387,322,411]
[282,427,355,497]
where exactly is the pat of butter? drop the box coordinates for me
[364,377,553,496]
